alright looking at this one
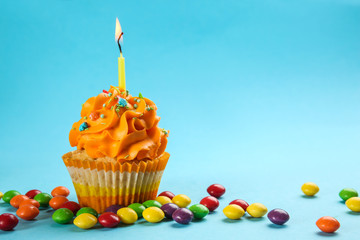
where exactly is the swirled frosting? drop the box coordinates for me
[69,86,169,162]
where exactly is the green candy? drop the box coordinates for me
[76,207,98,217]
[339,188,358,201]
[2,190,21,204]
[128,203,146,218]
[189,204,209,219]
[34,193,52,207]
[52,208,74,224]
[143,200,162,208]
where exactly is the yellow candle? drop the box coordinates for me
[118,53,126,91]
[115,18,126,92]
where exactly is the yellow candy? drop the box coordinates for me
[301,182,319,196]
[223,204,245,220]
[142,207,165,223]
[117,207,138,224]
[0,192,3,200]
[172,194,191,208]
[73,213,97,229]
[155,196,172,205]
[345,197,360,212]
[247,203,268,218]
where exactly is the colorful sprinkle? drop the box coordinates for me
[124,155,129,159]
[79,122,88,131]
[133,104,138,109]
[118,98,127,107]
[126,90,129,96]
[103,104,106,107]
[100,114,105,119]
[111,106,114,110]
[109,93,112,97]
[103,90,109,94]
[84,116,87,120]
[139,93,143,99]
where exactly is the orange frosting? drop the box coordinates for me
[69,86,169,162]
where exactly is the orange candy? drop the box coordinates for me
[49,196,69,210]
[19,199,40,208]
[16,205,40,220]
[10,195,29,208]
[51,186,70,197]
[316,216,340,233]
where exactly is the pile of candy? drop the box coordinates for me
[0,183,359,234]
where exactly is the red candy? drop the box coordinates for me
[25,189,42,199]
[98,212,120,228]
[207,184,226,198]
[158,191,175,200]
[59,201,81,214]
[89,112,100,121]
[0,213,19,231]
[229,199,249,211]
[200,196,219,212]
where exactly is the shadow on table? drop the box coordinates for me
[316,232,338,237]
[267,223,288,229]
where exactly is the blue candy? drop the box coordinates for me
[118,98,127,107]
[79,122,88,131]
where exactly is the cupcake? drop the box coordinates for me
[62,86,169,213]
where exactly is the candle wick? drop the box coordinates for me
[117,32,124,55]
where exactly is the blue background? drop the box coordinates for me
[1,0,360,239]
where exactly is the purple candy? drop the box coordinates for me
[267,208,290,225]
[172,208,194,224]
[161,203,179,219]
[105,204,124,214]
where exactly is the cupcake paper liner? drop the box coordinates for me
[62,152,169,213]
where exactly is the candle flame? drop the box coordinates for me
[115,18,123,42]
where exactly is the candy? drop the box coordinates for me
[301,182,319,196]
[52,208,74,224]
[0,213,19,231]
[10,195,29,208]
[76,207,98,217]
[143,207,165,223]
[345,197,360,212]
[16,205,40,220]
[98,212,120,228]
[25,189,42,199]
[172,208,194,224]
[49,196,69,210]
[155,196,172,205]
[316,216,340,233]
[229,199,249,211]
[158,191,175,200]
[189,204,209,219]
[19,199,40,208]
[339,188,358,201]
[200,196,219,212]
[172,194,191,208]
[74,213,97,229]
[118,98,127,107]
[60,201,81,214]
[34,193,52,207]
[0,192,3,200]
[105,204,124,214]
[223,204,245,220]
[161,203,180,219]
[143,200,162,208]
[247,203,268,218]
[117,207,138,224]
[2,190,21,203]
[128,203,146,218]
[51,186,70,197]
[267,208,290,225]
[79,122,88,131]
[207,184,226,198]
